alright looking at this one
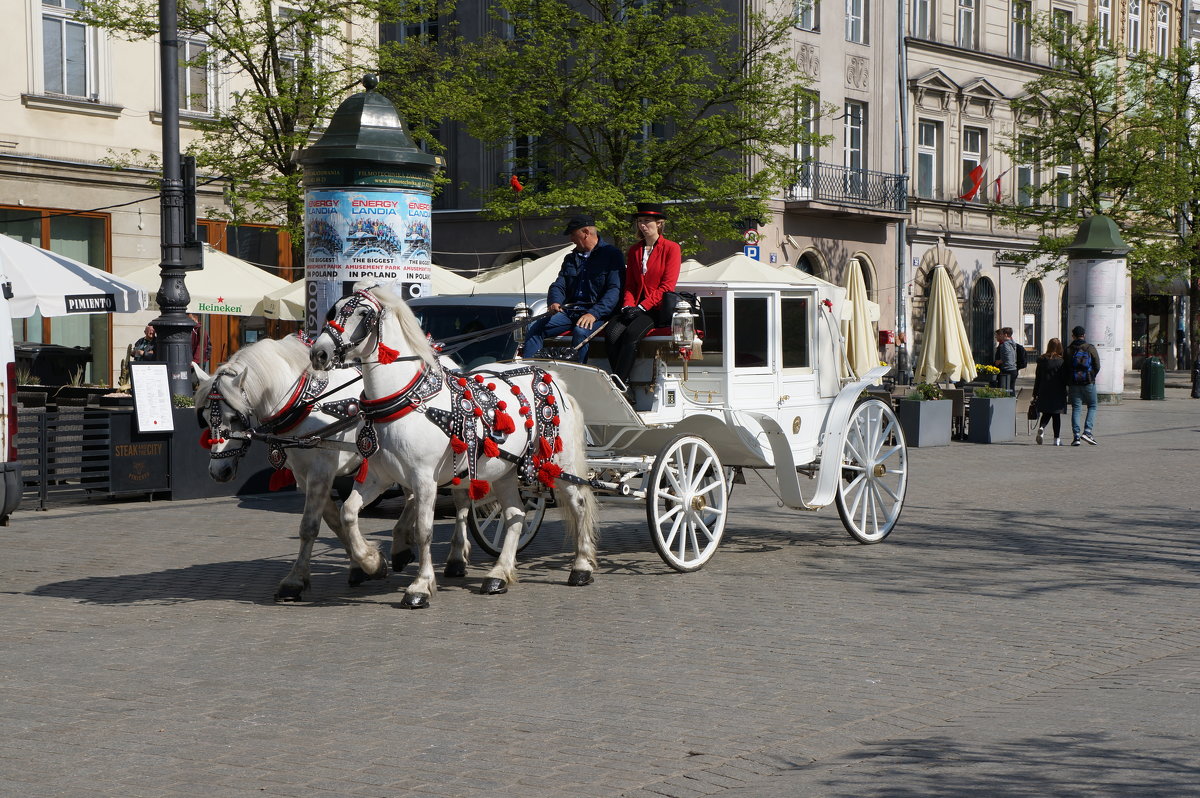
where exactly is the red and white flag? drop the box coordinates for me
[959,156,989,201]
[991,166,1014,203]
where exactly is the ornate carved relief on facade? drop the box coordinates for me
[845,55,870,91]
[911,69,960,112]
[798,44,820,79]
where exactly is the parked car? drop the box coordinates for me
[409,292,546,369]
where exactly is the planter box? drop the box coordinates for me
[967,396,1017,443]
[895,399,952,447]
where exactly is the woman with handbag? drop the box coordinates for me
[1032,337,1068,445]
[605,202,681,389]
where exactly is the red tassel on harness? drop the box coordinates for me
[200,430,214,450]
[378,342,400,364]
[538,436,553,459]
[474,374,484,384]
[354,458,369,484]
[469,479,491,500]
[525,418,535,430]
[537,462,563,489]
[328,320,345,333]
[554,435,563,453]
[493,411,515,434]
[482,438,500,458]
[268,468,296,491]
[450,435,468,454]
[451,476,462,486]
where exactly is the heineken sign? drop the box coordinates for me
[197,299,244,314]
[66,294,116,313]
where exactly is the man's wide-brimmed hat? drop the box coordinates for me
[631,202,667,220]
[561,215,595,235]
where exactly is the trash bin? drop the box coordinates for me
[14,342,92,386]
[1140,356,1165,400]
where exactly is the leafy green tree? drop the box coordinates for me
[78,0,409,261]
[382,0,824,252]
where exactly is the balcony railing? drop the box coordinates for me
[787,162,908,213]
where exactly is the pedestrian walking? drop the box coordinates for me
[994,327,1019,392]
[1032,337,1068,446]
[1065,325,1101,446]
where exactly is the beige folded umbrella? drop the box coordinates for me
[840,257,878,381]
[915,266,977,384]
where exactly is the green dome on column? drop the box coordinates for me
[1064,215,1130,257]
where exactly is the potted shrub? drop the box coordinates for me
[894,382,952,447]
[968,386,1017,443]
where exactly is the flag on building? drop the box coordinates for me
[959,156,990,201]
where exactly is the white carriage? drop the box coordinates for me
[469,263,909,572]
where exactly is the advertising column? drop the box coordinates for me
[295,76,443,334]
[1064,215,1130,403]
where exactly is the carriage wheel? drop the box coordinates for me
[836,399,908,544]
[646,435,728,572]
[468,489,547,558]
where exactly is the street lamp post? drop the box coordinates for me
[153,0,198,398]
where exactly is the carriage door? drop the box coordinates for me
[727,292,776,410]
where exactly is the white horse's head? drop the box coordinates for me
[195,336,312,481]
[310,282,437,371]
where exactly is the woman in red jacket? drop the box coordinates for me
[605,202,681,386]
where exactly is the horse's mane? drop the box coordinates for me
[196,335,312,416]
[364,283,438,368]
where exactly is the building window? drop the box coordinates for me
[1,206,111,381]
[1052,8,1073,67]
[1055,165,1073,207]
[846,0,866,43]
[1097,0,1112,47]
[178,38,213,114]
[916,120,941,199]
[957,0,978,49]
[42,0,95,98]
[1011,1,1032,60]
[844,100,867,195]
[1022,280,1044,351]
[914,0,935,39]
[970,276,996,366]
[961,126,986,201]
[1128,0,1142,51]
[1156,2,1171,56]
[1017,136,1039,207]
[380,3,439,43]
[795,92,820,174]
[796,0,818,31]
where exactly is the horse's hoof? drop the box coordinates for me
[400,593,430,609]
[479,577,508,595]
[347,566,366,587]
[444,561,467,579]
[274,584,305,602]
[567,570,594,587]
[393,550,414,572]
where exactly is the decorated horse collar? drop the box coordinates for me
[257,371,330,435]
[358,357,445,423]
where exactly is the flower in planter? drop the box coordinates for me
[972,386,1010,399]
[906,382,943,401]
[975,364,1000,376]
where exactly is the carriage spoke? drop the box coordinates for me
[689,456,716,492]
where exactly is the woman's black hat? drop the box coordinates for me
[631,202,667,220]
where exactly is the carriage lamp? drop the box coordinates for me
[512,302,531,358]
[671,299,696,378]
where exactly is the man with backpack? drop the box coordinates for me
[994,327,1024,392]
[1065,325,1101,446]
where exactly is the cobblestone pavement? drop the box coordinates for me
[1,388,1197,797]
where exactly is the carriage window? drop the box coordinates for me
[733,297,769,368]
[696,296,724,367]
[781,297,810,368]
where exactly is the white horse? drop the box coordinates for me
[309,283,599,609]
[194,334,471,600]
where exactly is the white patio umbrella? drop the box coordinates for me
[262,264,478,321]
[471,245,575,294]
[915,266,977,384]
[0,233,149,318]
[124,245,290,317]
[840,257,878,380]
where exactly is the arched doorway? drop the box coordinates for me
[970,277,996,366]
[1022,279,1043,353]
[796,252,819,275]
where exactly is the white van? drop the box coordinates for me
[0,277,20,524]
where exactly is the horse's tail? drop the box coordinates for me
[555,388,598,571]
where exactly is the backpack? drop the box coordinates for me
[1013,342,1027,370]
[1069,345,1093,384]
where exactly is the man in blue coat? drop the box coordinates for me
[523,215,623,363]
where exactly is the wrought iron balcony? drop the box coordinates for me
[787,162,908,213]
